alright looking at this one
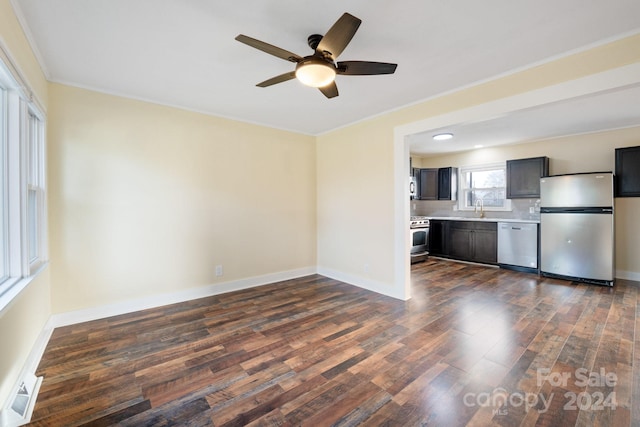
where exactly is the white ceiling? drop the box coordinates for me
[409,84,640,155]
[12,0,640,143]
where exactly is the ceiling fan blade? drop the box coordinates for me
[256,72,297,87]
[316,13,361,60]
[337,61,397,75]
[235,34,302,63]
[318,81,339,98]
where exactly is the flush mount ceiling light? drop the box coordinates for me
[433,133,453,141]
[295,57,336,88]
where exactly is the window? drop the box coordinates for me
[0,85,7,282]
[27,112,45,267]
[458,162,511,211]
[0,49,47,312]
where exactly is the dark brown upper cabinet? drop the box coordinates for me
[417,168,438,200]
[506,156,549,199]
[438,167,458,201]
[615,146,640,197]
[414,167,458,200]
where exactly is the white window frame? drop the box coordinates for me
[457,162,512,212]
[26,109,47,271]
[0,47,48,314]
[0,82,7,284]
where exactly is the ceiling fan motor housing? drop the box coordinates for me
[307,34,323,50]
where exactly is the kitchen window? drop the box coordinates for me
[0,49,48,313]
[458,162,511,211]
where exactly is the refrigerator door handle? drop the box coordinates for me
[540,207,613,214]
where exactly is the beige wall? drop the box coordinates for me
[317,120,397,293]
[0,272,51,405]
[0,0,51,407]
[417,128,640,174]
[318,33,640,297]
[0,0,48,105]
[415,127,640,276]
[47,83,317,313]
[2,0,640,411]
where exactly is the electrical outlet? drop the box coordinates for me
[529,207,535,214]
[215,265,223,277]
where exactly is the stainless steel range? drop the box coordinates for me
[410,216,429,264]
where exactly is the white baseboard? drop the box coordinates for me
[317,266,407,301]
[14,262,630,427]
[0,318,52,427]
[0,372,42,427]
[43,264,640,329]
[50,266,317,328]
[2,266,317,426]
[615,269,640,281]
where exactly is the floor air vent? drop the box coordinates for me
[1,373,42,427]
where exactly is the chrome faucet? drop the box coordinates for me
[474,199,485,218]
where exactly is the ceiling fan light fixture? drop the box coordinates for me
[236,13,396,98]
[433,133,454,141]
[295,58,336,88]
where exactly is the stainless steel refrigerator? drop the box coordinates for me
[540,172,614,286]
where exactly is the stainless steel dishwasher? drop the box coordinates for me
[497,222,538,270]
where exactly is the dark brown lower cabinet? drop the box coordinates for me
[428,220,449,256]
[448,221,497,264]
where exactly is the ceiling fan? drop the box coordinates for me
[235,12,397,99]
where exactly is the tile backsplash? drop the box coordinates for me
[411,198,541,221]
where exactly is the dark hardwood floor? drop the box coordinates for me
[29,259,639,426]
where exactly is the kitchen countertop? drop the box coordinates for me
[427,216,540,224]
